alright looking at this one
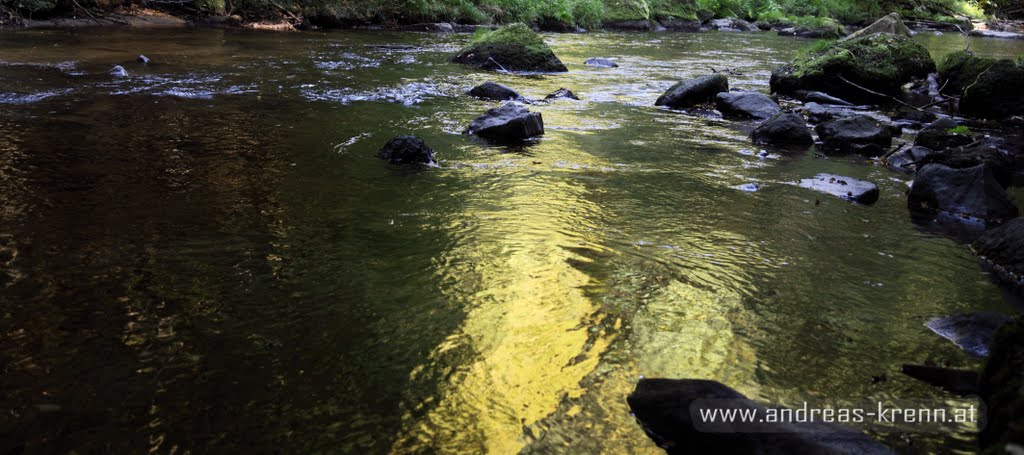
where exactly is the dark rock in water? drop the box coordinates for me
[400,22,454,33]
[466,103,544,143]
[751,112,813,146]
[661,18,702,31]
[909,164,1018,221]
[584,58,618,68]
[536,17,585,33]
[893,106,936,123]
[376,135,437,165]
[544,88,579,100]
[916,137,1022,189]
[980,317,1024,452]
[926,312,1011,357]
[938,51,1024,118]
[137,55,150,64]
[973,217,1024,287]
[469,82,526,102]
[451,23,567,72]
[792,90,853,106]
[627,378,892,455]
[770,33,934,104]
[110,65,128,77]
[655,74,729,109]
[845,12,912,40]
[914,118,974,151]
[803,102,855,123]
[815,115,893,155]
[603,20,657,31]
[798,173,880,204]
[714,91,782,120]
[778,19,847,39]
[886,145,933,173]
[901,364,979,396]
[736,183,762,192]
[707,18,759,32]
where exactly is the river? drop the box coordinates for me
[1,27,1021,453]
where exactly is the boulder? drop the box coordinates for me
[468,82,526,102]
[815,115,893,155]
[886,145,933,173]
[892,106,937,123]
[466,103,544,142]
[451,23,568,72]
[603,20,657,31]
[707,18,759,32]
[798,174,880,204]
[584,58,618,68]
[803,102,857,123]
[714,91,782,120]
[980,317,1024,452]
[909,164,1018,221]
[844,12,912,40]
[916,136,1022,188]
[655,74,729,109]
[792,90,853,106]
[661,19,702,32]
[770,33,935,104]
[914,118,974,151]
[544,88,580,100]
[401,22,454,33]
[750,112,813,145]
[900,364,979,396]
[973,217,1024,286]
[627,378,892,455]
[376,136,437,165]
[926,313,1012,357]
[938,51,1024,118]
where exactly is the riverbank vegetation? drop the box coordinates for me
[2,0,1002,29]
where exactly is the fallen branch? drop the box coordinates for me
[70,0,104,26]
[487,57,508,72]
[836,74,936,114]
[955,25,971,54]
[269,1,301,24]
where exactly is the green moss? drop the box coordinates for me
[946,125,972,136]
[938,50,997,95]
[771,33,935,103]
[452,23,568,72]
[960,58,1024,118]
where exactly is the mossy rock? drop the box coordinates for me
[939,51,1024,118]
[938,50,997,95]
[451,23,567,73]
[980,316,1024,453]
[770,33,935,104]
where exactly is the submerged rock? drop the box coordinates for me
[908,164,1018,222]
[137,55,150,64]
[914,118,974,151]
[707,18,759,32]
[750,112,813,145]
[661,18,702,31]
[714,91,781,120]
[655,74,729,109]
[973,217,1024,287]
[401,22,454,33]
[468,82,526,102]
[627,378,892,455]
[602,20,658,31]
[926,312,1011,357]
[815,115,893,155]
[544,87,580,100]
[900,364,979,396]
[980,317,1024,452]
[798,173,880,204]
[109,65,128,77]
[844,12,912,40]
[376,135,437,165]
[938,51,1024,118]
[466,103,544,143]
[584,58,618,68]
[451,23,567,72]
[770,33,935,104]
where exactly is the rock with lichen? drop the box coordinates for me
[938,51,1024,119]
[451,23,567,72]
[770,33,935,104]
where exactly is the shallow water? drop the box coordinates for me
[0,28,1021,453]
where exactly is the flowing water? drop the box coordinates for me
[1,27,1022,454]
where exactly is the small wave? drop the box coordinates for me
[302,81,458,106]
[0,89,72,104]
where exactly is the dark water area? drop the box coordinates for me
[1,28,1022,453]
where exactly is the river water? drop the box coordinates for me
[1,28,1021,453]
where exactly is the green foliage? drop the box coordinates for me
[3,0,56,15]
[947,125,973,135]
[196,0,226,14]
